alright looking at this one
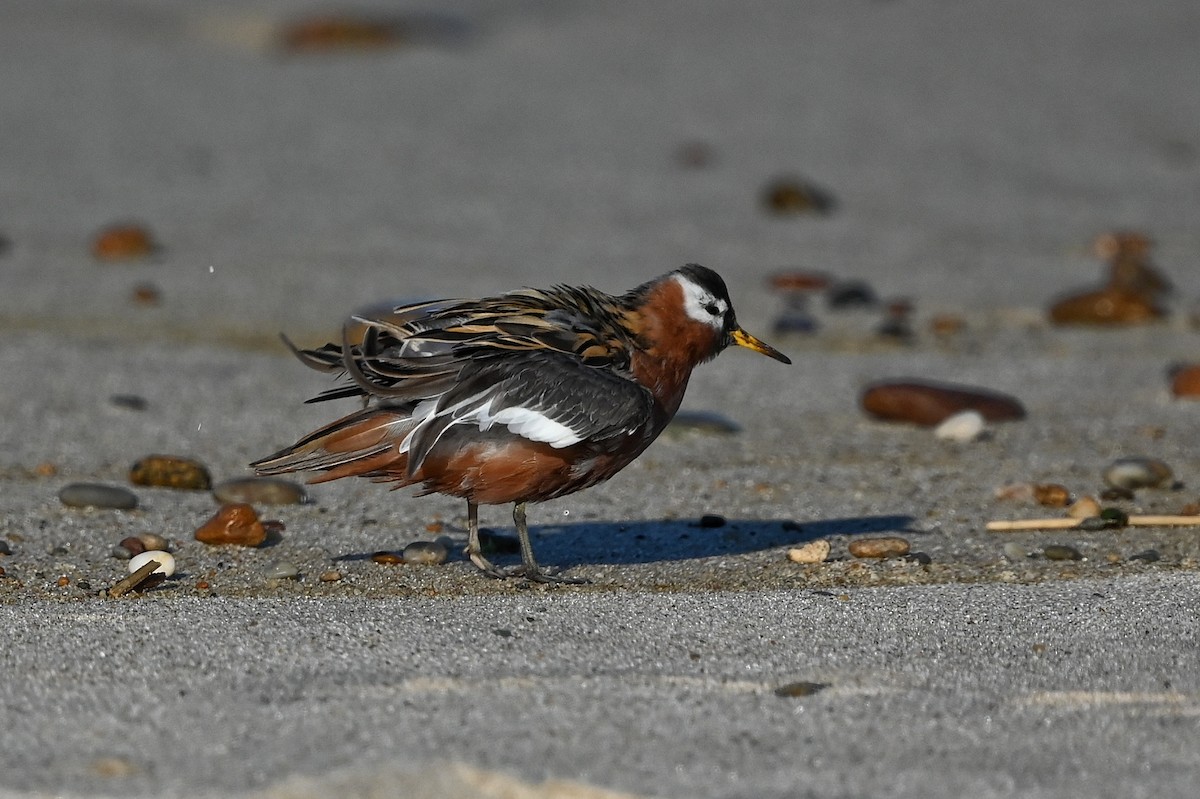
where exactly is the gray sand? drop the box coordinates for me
[2,1,1199,797]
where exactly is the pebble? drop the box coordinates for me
[929,314,967,337]
[371,551,404,565]
[110,545,135,560]
[848,537,910,559]
[91,224,156,261]
[860,380,1025,426]
[762,177,837,215]
[774,681,827,698]
[826,280,877,309]
[1129,549,1161,563]
[58,483,138,510]
[1003,541,1028,561]
[213,477,308,506]
[698,514,726,529]
[664,410,741,436]
[194,503,267,547]
[108,394,148,411]
[1043,544,1083,561]
[769,271,830,293]
[129,455,212,490]
[319,570,342,582]
[1048,287,1161,326]
[402,540,449,565]
[138,533,169,551]
[787,540,831,564]
[1032,484,1072,508]
[1102,458,1173,490]
[1169,364,1200,399]
[131,282,162,306]
[279,13,470,52]
[0,540,11,556]
[265,561,300,580]
[933,410,985,442]
[1066,496,1101,519]
[129,550,176,577]
[118,536,147,557]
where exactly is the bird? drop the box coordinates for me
[251,264,790,583]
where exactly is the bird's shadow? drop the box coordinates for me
[472,514,916,568]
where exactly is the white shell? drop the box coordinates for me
[128,550,175,577]
[934,410,985,442]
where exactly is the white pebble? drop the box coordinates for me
[128,550,175,577]
[934,410,985,442]
[787,540,831,564]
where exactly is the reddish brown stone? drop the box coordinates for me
[860,380,1026,426]
[92,225,156,261]
[1032,484,1071,508]
[848,537,910,559]
[1048,287,1162,326]
[118,536,147,557]
[194,503,267,547]
[280,16,404,52]
[1170,364,1200,399]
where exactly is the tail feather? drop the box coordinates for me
[251,407,413,482]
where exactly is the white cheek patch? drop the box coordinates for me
[673,275,727,328]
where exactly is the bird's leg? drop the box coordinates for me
[464,500,505,578]
[506,501,587,584]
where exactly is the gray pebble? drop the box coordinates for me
[110,545,135,560]
[265,561,300,580]
[0,540,11,556]
[1102,457,1174,490]
[58,483,138,510]
[213,477,308,506]
[403,540,448,566]
[1129,549,1161,563]
[137,533,169,551]
[1002,542,1028,561]
[1043,544,1083,561]
[663,410,741,437]
[774,681,827,698]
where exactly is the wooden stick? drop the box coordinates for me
[107,560,160,598]
[987,515,1200,532]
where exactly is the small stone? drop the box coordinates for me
[58,483,138,510]
[265,561,300,580]
[933,410,986,442]
[129,550,176,577]
[280,15,406,51]
[130,455,212,491]
[762,177,837,215]
[774,681,827,698]
[109,394,148,411]
[111,545,134,560]
[1129,549,1161,563]
[33,462,58,477]
[698,514,726,529]
[92,224,156,261]
[904,551,932,565]
[0,540,11,556]
[1100,486,1135,502]
[826,280,877,309]
[402,540,448,565]
[787,540,831,564]
[1169,364,1200,399]
[769,271,830,293]
[1048,287,1162,326]
[664,410,741,436]
[1032,484,1072,508]
[91,757,137,778]
[137,533,169,551]
[372,551,404,565]
[929,314,967,337]
[319,570,342,582]
[998,537,1027,556]
[860,380,1025,427]
[213,477,307,505]
[118,537,147,557]
[1102,458,1173,490]
[194,503,267,547]
[195,580,210,591]
[1043,544,1083,561]
[848,537,910,559]
[1066,496,1101,519]
[130,282,162,306]
[56,576,70,587]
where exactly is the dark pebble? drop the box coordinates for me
[213,477,308,506]
[1129,549,1161,563]
[118,537,147,557]
[108,394,148,411]
[58,483,138,510]
[826,280,877,309]
[774,681,827,698]
[1044,544,1083,561]
[762,178,837,216]
[904,551,932,565]
[698,514,727,529]
[0,540,11,556]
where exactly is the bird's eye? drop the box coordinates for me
[703,302,721,316]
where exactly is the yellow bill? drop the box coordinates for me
[731,327,791,364]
